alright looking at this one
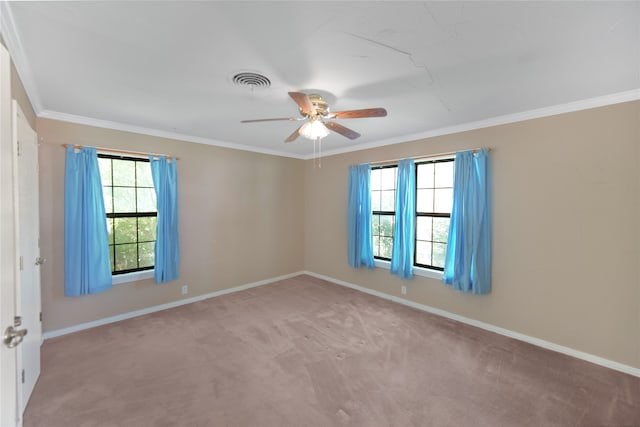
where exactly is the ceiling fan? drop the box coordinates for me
[241,92,387,142]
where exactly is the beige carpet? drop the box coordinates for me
[25,275,639,426]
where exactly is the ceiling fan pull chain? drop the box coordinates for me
[318,137,322,169]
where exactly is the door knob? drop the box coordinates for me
[35,257,46,265]
[3,325,28,349]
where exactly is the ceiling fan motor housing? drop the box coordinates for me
[304,94,330,118]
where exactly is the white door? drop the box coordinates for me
[0,42,19,427]
[13,100,42,418]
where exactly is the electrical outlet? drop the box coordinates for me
[181,285,188,295]
[401,285,407,295]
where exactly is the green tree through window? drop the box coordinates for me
[98,154,157,274]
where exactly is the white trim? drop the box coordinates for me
[38,89,640,161]
[42,271,305,340]
[111,270,154,285]
[38,110,307,160]
[303,271,640,378]
[0,2,43,113]
[2,0,638,161]
[307,88,640,160]
[43,270,640,376]
[374,259,443,280]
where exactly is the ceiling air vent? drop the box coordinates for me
[231,72,271,89]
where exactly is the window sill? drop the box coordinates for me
[112,269,154,285]
[374,259,443,280]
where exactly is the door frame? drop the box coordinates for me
[13,99,42,419]
[0,42,19,427]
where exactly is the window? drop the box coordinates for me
[98,154,156,275]
[415,159,454,270]
[371,165,397,260]
[371,157,454,271]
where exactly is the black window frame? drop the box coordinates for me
[413,157,454,271]
[98,153,157,275]
[371,164,398,261]
[371,157,455,271]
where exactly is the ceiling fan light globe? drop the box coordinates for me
[299,120,329,140]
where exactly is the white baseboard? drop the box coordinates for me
[303,271,640,378]
[43,271,305,340]
[43,270,639,378]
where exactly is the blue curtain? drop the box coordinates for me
[442,149,491,294]
[150,156,180,283]
[64,146,112,296]
[390,159,415,279]
[348,164,374,269]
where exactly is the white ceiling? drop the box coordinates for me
[2,1,639,159]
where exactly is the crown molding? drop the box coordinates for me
[41,88,640,162]
[0,2,43,113]
[3,0,638,161]
[38,110,307,160]
[307,88,640,160]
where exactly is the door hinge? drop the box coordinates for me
[39,312,42,322]
[19,256,23,271]
[16,140,21,157]
[21,369,25,384]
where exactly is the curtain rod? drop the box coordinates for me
[62,144,180,160]
[368,147,491,166]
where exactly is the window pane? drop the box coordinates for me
[112,159,135,187]
[433,243,447,268]
[417,163,434,188]
[370,169,381,191]
[380,215,394,237]
[434,188,453,213]
[136,162,154,187]
[98,158,112,186]
[416,241,432,266]
[380,237,393,259]
[138,216,157,242]
[115,243,138,271]
[416,216,433,241]
[103,187,113,214]
[380,168,396,190]
[372,215,380,236]
[371,190,381,212]
[373,236,380,258]
[113,187,136,213]
[114,217,137,244]
[109,246,115,271]
[433,217,450,243]
[416,189,434,213]
[106,218,114,245]
[381,190,395,211]
[435,161,454,188]
[137,188,157,212]
[138,242,155,268]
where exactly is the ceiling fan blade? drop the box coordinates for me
[241,117,302,123]
[284,124,304,143]
[325,121,361,140]
[288,92,316,116]
[331,108,387,119]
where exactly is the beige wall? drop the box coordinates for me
[37,118,305,332]
[304,101,640,369]
[33,97,640,369]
